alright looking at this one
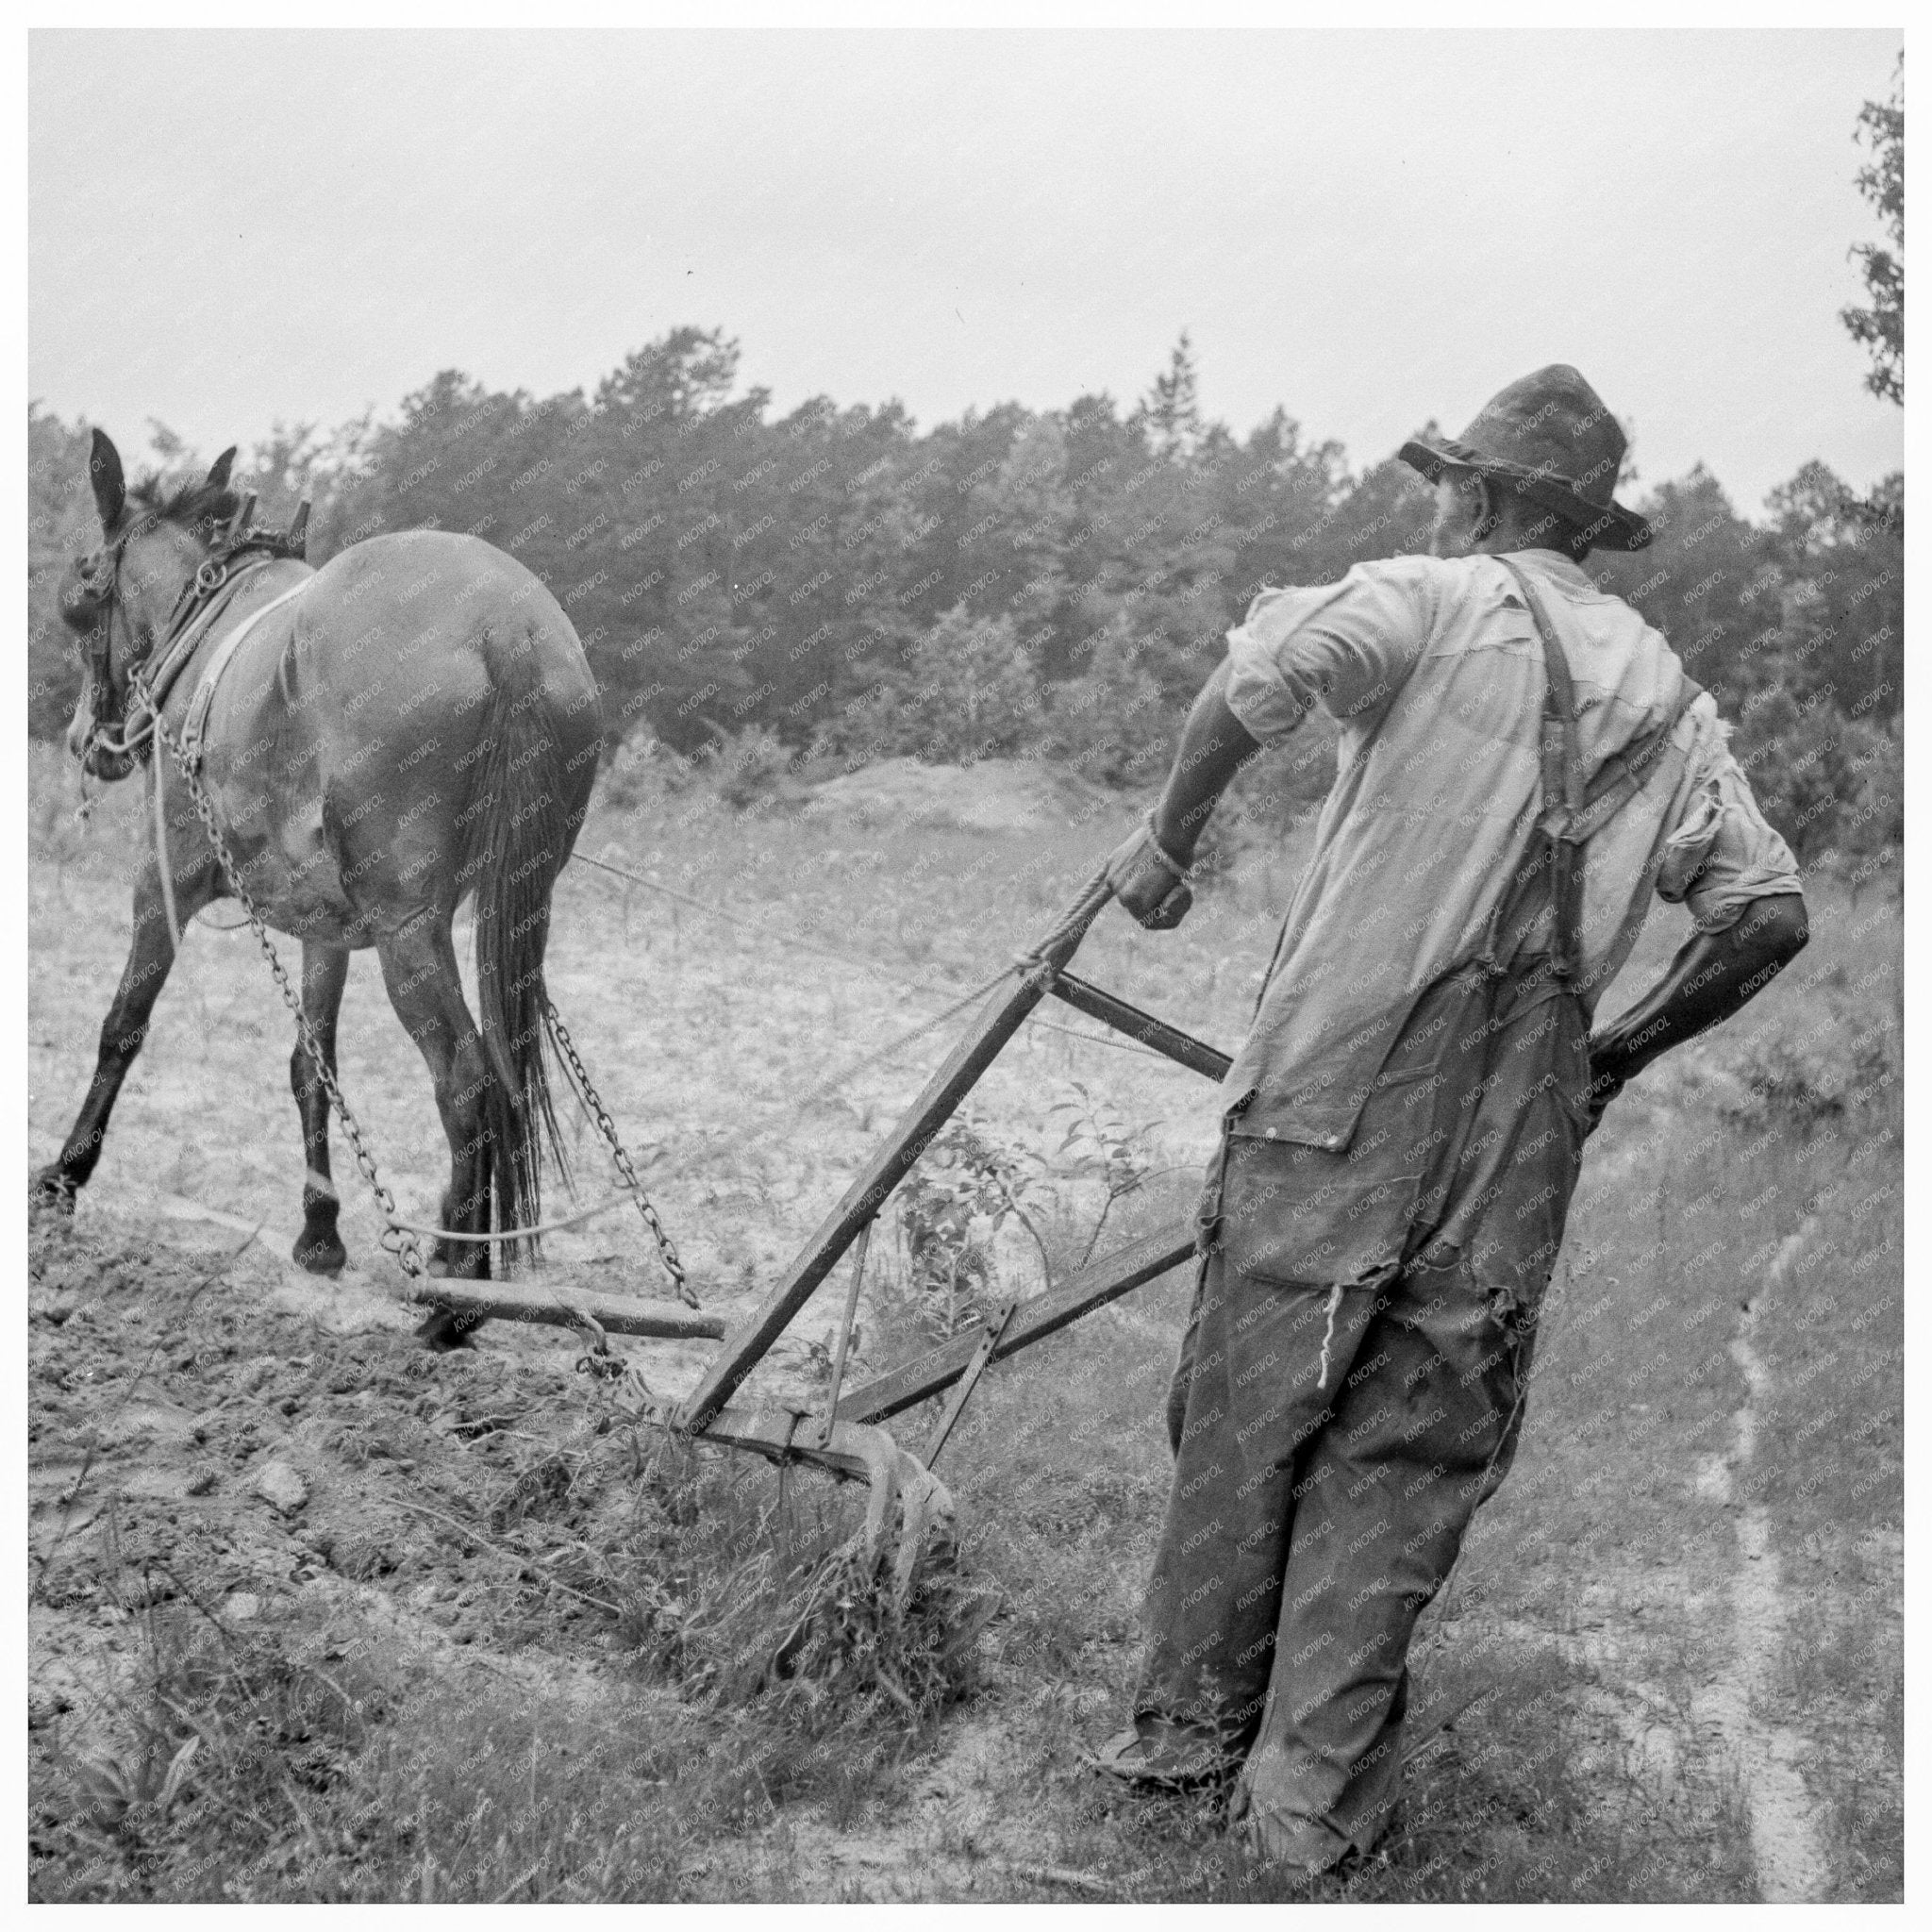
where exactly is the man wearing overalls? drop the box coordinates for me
[1092,366,1809,1871]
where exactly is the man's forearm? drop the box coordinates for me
[1590,892,1809,1092]
[1149,658,1263,860]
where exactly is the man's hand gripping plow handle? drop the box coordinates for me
[1106,815,1196,931]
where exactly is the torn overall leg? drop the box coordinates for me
[1231,968,1589,1870]
[1128,1046,1441,1772]
[1228,1253,1541,1868]
[1120,956,1589,1864]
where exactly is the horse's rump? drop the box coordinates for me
[229,531,604,1264]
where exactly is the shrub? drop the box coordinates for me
[895,1116,1052,1338]
[699,724,806,811]
[1730,689,1898,868]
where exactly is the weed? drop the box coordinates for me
[1046,1082,1162,1265]
[897,1114,1052,1336]
[1724,1036,1888,1133]
[33,1598,395,1901]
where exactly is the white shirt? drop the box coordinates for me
[1217,547,1803,1149]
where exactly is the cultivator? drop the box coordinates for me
[593,866,1233,1577]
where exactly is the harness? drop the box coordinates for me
[78,494,312,952]
[79,494,310,767]
[176,578,310,770]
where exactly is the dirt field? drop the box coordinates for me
[26,743,1904,1902]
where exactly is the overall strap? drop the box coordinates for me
[1498,558,1586,982]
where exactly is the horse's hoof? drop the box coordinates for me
[293,1228,347,1276]
[29,1169,76,1219]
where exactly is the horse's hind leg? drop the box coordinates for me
[32,856,208,1213]
[290,941,351,1275]
[374,912,494,1348]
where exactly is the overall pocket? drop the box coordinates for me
[1216,1132,1426,1291]
[1214,964,1492,1290]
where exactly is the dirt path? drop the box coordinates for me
[1394,1178,1840,1902]
[1692,1217,1830,1902]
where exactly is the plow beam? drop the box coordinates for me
[833,1222,1198,1426]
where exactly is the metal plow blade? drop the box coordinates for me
[691,1405,958,1606]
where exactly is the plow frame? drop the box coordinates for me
[662,870,1234,1507]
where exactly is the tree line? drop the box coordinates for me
[27,326,1901,871]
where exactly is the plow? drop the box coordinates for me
[418,865,1226,1598]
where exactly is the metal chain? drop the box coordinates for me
[542,996,699,1308]
[128,667,432,1284]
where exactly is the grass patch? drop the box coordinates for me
[28,744,1900,1899]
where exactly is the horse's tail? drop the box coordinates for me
[462,636,575,1270]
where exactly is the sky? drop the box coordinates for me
[29,28,1904,515]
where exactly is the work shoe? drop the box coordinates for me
[1084,1715,1234,1790]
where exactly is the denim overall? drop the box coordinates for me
[1131,561,1698,1867]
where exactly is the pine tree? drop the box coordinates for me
[1842,53,1904,406]
[1137,332,1204,457]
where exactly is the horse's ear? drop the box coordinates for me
[90,429,125,531]
[206,446,238,491]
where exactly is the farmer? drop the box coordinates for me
[1091,364,1808,1871]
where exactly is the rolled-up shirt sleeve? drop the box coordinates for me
[1656,711,1804,932]
[1223,558,1439,743]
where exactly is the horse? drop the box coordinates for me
[32,430,605,1345]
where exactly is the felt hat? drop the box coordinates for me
[1399,364,1652,553]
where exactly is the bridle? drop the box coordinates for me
[74,494,309,770]
[73,512,162,758]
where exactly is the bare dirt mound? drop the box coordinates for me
[803,758,1117,835]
